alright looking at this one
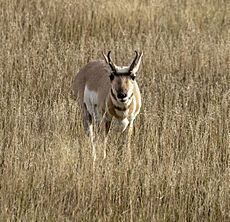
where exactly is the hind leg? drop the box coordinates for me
[83,104,96,161]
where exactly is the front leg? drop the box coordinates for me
[105,120,112,135]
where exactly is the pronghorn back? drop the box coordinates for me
[73,63,142,124]
[72,61,111,109]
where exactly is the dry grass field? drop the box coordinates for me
[0,0,230,221]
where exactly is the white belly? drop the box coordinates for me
[83,86,101,122]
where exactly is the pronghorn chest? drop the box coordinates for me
[106,96,137,132]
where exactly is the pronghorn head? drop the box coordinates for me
[103,51,143,103]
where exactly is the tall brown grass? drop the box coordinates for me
[0,0,229,221]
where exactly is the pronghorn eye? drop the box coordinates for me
[110,74,114,81]
[130,75,135,80]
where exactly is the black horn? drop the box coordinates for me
[107,51,117,73]
[107,51,112,63]
[129,51,138,73]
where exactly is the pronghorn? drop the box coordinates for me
[72,51,143,161]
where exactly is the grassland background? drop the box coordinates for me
[0,0,230,221]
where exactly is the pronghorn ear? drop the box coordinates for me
[109,74,115,81]
[130,75,136,80]
[130,51,143,75]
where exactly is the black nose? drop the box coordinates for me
[117,92,127,99]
